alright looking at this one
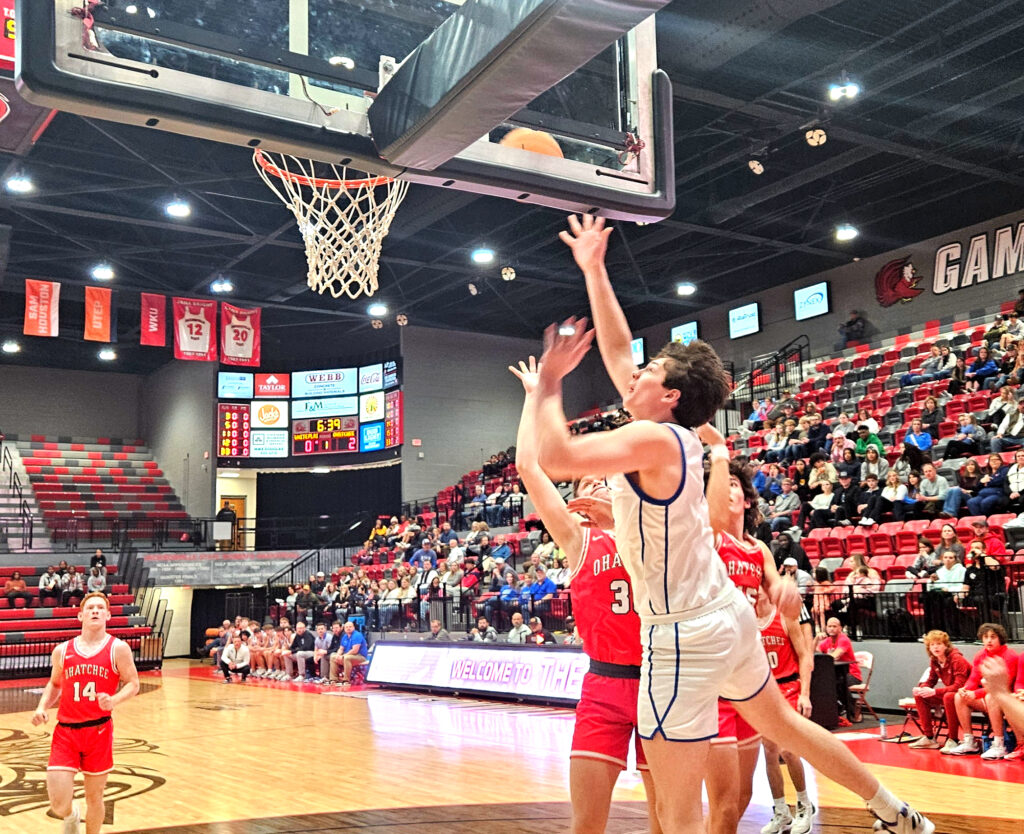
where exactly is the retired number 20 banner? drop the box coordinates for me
[220,303,261,367]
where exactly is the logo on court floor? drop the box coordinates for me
[0,728,166,821]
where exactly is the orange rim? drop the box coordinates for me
[253,149,392,189]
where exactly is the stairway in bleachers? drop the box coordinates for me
[0,445,50,552]
[6,434,187,544]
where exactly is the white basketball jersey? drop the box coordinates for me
[611,422,730,621]
[177,306,212,354]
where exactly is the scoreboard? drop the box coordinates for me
[217,359,401,461]
[292,416,359,456]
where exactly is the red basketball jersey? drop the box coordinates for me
[569,528,641,667]
[760,611,799,681]
[716,531,764,608]
[57,635,121,724]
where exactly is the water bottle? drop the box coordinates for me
[878,718,887,739]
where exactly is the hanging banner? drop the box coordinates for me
[172,297,217,361]
[220,303,261,367]
[140,292,166,346]
[23,279,60,337]
[83,286,114,342]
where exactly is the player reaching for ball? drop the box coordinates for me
[510,355,661,834]
[523,213,935,834]
[32,592,140,834]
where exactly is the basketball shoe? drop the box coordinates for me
[790,801,816,834]
[760,806,793,833]
[871,803,935,834]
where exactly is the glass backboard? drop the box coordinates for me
[17,0,673,220]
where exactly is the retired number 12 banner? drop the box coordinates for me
[172,297,218,361]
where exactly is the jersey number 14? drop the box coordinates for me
[73,681,98,701]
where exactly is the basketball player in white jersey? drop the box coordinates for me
[528,214,935,834]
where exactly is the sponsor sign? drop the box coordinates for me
[671,321,698,344]
[360,391,384,423]
[383,359,399,389]
[217,403,250,458]
[0,7,14,67]
[359,362,383,392]
[142,550,300,586]
[360,421,385,452]
[254,372,289,398]
[291,396,358,419]
[794,281,829,321]
[291,367,357,398]
[630,337,644,367]
[249,430,289,458]
[385,390,403,448]
[367,643,588,703]
[217,372,253,399]
[728,302,760,339]
[250,400,288,429]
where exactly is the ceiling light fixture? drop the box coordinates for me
[367,302,388,317]
[370,319,384,329]
[835,223,859,242]
[328,56,356,70]
[470,248,495,265]
[676,282,697,297]
[501,266,516,281]
[210,278,234,293]
[467,283,479,296]
[91,264,115,281]
[747,158,765,175]
[395,313,408,326]
[165,198,191,218]
[5,172,33,193]
[828,71,861,102]
[2,340,20,354]
[125,3,138,12]
[805,127,828,147]
[98,348,117,361]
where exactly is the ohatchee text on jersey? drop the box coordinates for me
[759,611,800,681]
[716,531,764,606]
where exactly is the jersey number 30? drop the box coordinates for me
[72,681,98,701]
[610,579,632,614]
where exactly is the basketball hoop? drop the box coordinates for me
[253,149,409,300]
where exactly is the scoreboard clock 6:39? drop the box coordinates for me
[292,416,358,455]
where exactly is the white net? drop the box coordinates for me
[253,150,409,299]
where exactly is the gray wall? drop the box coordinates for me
[0,365,142,438]
[636,208,1024,368]
[140,360,217,516]
[859,639,985,712]
[399,325,615,501]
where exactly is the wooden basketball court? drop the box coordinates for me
[2,660,1021,833]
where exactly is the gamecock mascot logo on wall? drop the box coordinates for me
[875,256,923,308]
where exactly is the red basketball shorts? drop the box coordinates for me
[571,671,647,770]
[778,678,801,710]
[714,698,760,747]
[48,721,114,775]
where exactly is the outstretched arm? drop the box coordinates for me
[697,423,732,537]
[784,613,814,717]
[31,646,63,725]
[559,215,635,399]
[510,357,584,572]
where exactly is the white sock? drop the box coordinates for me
[773,797,788,814]
[866,785,901,821]
[963,733,974,743]
[796,790,810,807]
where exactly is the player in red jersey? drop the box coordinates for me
[511,356,661,834]
[757,592,815,834]
[32,591,140,834]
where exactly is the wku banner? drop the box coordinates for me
[140,292,166,346]
[23,279,60,337]
[172,297,217,361]
[220,303,261,367]
[83,286,114,342]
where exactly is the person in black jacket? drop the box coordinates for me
[962,547,1007,624]
[771,532,812,573]
[833,474,861,524]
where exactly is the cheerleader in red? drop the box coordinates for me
[32,592,139,834]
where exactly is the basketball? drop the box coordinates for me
[498,127,564,158]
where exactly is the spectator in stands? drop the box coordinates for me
[804,413,829,455]
[826,411,856,451]
[896,470,924,521]
[859,446,889,483]
[900,345,944,388]
[790,458,812,500]
[490,534,511,564]
[860,470,906,526]
[854,424,884,459]
[780,557,812,593]
[3,571,33,609]
[828,429,857,466]
[86,566,106,595]
[833,473,860,525]
[988,342,1019,388]
[904,418,934,452]
[771,532,811,572]
[437,521,457,546]
[61,566,84,607]
[329,621,368,686]
[419,576,445,624]
[855,408,879,436]
[991,399,1024,453]
[962,548,1006,623]
[506,611,531,643]
[38,566,61,607]
[809,567,834,636]
[940,459,983,517]
[920,397,945,439]
[533,530,556,564]
[1014,288,1024,317]
[817,617,862,722]
[464,520,488,545]
[745,398,771,431]
[410,539,438,571]
[807,453,838,493]
[964,346,999,393]
[936,524,966,563]
[947,355,968,395]
[782,417,812,462]
[923,550,966,634]
[294,583,319,625]
[916,462,950,518]
[983,314,1009,347]
[524,565,557,616]
[762,421,790,464]
[968,518,1007,558]
[966,453,1011,515]
[220,635,250,683]
[908,630,972,750]
[986,385,1018,428]
[906,537,940,579]
[892,443,925,483]
[287,621,316,682]
[837,309,867,348]
[767,478,800,532]
[468,616,498,642]
[546,556,570,588]
[758,462,784,499]
[767,391,798,422]
[483,483,508,527]
[462,485,488,527]
[1002,312,1024,350]
[855,473,881,521]
[1002,449,1024,515]
[944,414,985,460]
[424,618,451,641]
[526,616,556,645]
[90,549,106,571]
[805,480,838,530]
[834,447,861,484]
[501,482,524,525]
[947,623,1019,756]
[377,578,401,628]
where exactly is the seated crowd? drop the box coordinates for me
[2,550,110,609]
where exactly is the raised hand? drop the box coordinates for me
[566,495,614,529]
[508,356,541,395]
[980,656,1011,695]
[696,423,726,448]
[558,214,613,274]
[538,317,594,384]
